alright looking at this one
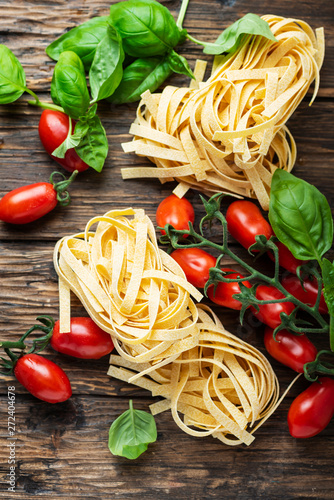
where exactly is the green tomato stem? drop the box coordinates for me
[0,340,26,350]
[330,316,334,351]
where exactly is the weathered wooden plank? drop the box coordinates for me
[0,393,333,499]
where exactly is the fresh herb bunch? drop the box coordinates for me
[159,170,334,383]
[0,1,278,172]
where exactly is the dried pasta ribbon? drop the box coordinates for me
[108,305,281,446]
[53,209,203,365]
[121,15,324,210]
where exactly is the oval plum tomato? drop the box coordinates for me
[207,268,251,310]
[39,109,89,173]
[251,285,295,329]
[171,248,216,288]
[268,241,307,274]
[51,317,114,359]
[0,183,58,224]
[226,200,273,250]
[288,377,334,438]
[0,171,76,224]
[264,327,317,373]
[156,194,195,236]
[281,274,328,315]
[14,354,72,403]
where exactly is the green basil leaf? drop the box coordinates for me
[0,45,27,104]
[75,115,108,172]
[109,0,182,57]
[166,50,194,80]
[89,24,124,102]
[108,401,157,460]
[203,13,277,55]
[108,56,172,104]
[52,122,89,159]
[322,259,334,317]
[269,169,333,263]
[46,17,110,71]
[53,51,90,119]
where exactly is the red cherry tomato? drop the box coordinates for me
[156,194,195,236]
[39,109,89,173]
[288,377,334,438]
[281,274,328,315]
[14,354,72,403]
[51,317,114,359]
[0,183,57,224]
[268,241,307,274]
[251,285,295,329]
[0,171,76,224]
[226,200,273,250]
[264,327,317,373]
[170,248,216,288]
[207,268,251,310]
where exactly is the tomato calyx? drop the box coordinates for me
[0,316,55,374]
[49,170,78,206]
[303,350,334,382]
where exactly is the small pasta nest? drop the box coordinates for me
[121,15,324,210]
[54,208,203,367]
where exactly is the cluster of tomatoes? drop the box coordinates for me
[156,194,334,439]
[11,318,114,404]
[0,110,84,225]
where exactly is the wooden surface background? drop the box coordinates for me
[0,1,334,498]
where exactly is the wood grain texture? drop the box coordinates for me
[0,0,334,498]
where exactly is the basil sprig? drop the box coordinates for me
[269,169,333,264]
[177,1,277,56]
[270,169,334,353]
[108,400,157,460]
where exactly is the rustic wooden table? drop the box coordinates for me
[0,1,334,498]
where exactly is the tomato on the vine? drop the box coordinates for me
[251,285,295,329]
[156,194,195,236]
[39,109,89,173]
[288,377,334,438]
[268,241,307,274]
[171,248,216,288]
[51,317,114,359]
[14,354,72,403]
[281,274,328,315]
[226,200,273,249]
[264,327,317,373]
[207,268,251,310]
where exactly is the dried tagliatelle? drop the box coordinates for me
[121,15,324,209]
[108,305,284,446]
[53,208,203,367]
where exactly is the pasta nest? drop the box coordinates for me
[121,15,324,210]
[54,209,286,445]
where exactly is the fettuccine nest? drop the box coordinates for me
[121,15,324,210]
[54,208,283,445]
